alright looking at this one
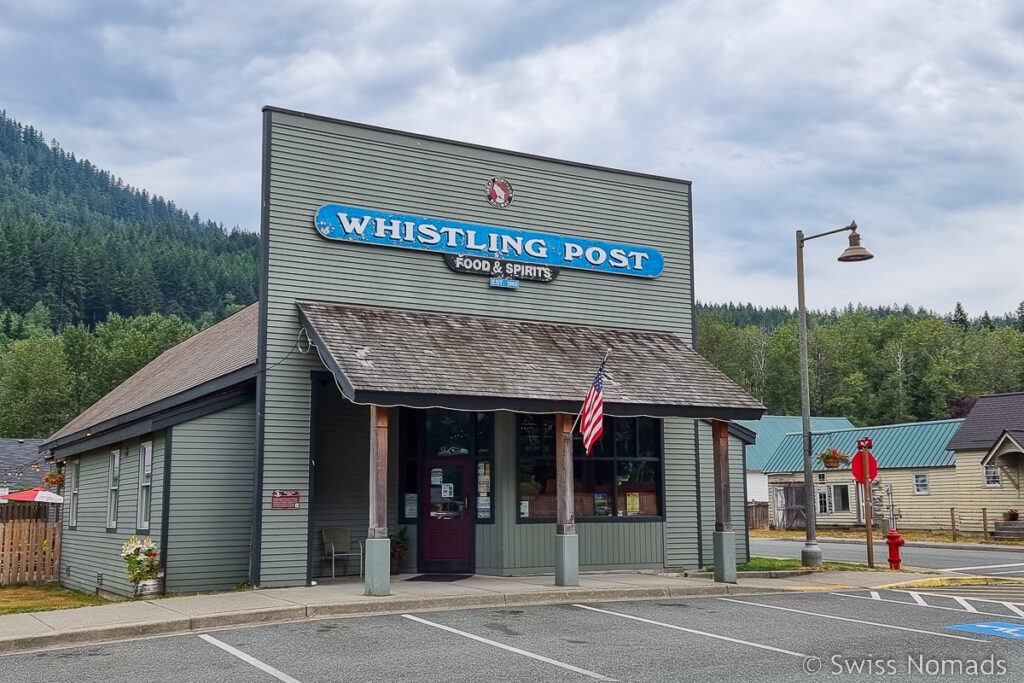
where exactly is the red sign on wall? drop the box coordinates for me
[271,490,300,509]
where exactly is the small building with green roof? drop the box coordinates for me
[762,419,963,530]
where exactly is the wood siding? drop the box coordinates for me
[60,434,165,597]
[953,450,1023,532]
[663,418,699,568]
[261,110,694,585]
[165,401,256,593]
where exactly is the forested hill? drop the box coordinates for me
[0,110,258,330]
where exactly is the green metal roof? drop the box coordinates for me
[736,415,855,471]
[761,418,964,474]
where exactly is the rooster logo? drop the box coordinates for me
[486,177,514,208]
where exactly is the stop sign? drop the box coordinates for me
[851,450,878,483]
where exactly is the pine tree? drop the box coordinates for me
[1016,301,1024,333]
[981,311,994,330]
[953,302,969,330]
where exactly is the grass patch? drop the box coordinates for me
[709,556,888,572]
[750,527,1024,545]
[0,584,109,615]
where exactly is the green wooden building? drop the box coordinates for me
[41,108,763,597]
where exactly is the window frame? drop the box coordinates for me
[106,448,120,530]
[817,490,829,515]
[913,473,929,495]
[984,465,1002,488]
[515,414,665,523]
[832,484,851,512]
[137,441,153,531]
[68,459,80,529]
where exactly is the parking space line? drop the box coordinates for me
[909,592,928,606]
[1005,603,1024,618]
[869,591,881,600]
[197,634,302,683]
[953,597,978,613]
[835,592,1024,620]
[572,604,809,658]
[719,598,987,642]
[944,562,1024,572]
[401,614,613,681]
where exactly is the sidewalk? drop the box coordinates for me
[767,535,1024,553]
[0,570,921,655]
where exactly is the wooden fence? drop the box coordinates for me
[0,520,62,584]
[0,501,54,521]
[747,501,769,529]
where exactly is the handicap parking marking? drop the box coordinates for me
[834,590,1024,621]
[948,622,1024,639]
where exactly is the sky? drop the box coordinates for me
[2,0,1023,316]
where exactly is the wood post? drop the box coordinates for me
[950,507,957,541]
[983,507,989,539]
[712,420,732,532]
[862,454,873,568]
[555,413,575,536]
[368,406,389,540]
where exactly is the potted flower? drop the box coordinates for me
[1004,509,1019,522]
[390,527,409,575]
[816,446,851,469]
[121,536,163,598]
[42,470,65,488]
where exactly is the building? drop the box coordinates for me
[736,416,854,503]
[0,438,46,495]
[763,419,963,530]
[40,108,763,598]
[946,392,1024,532]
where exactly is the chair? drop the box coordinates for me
[322,527,364,579]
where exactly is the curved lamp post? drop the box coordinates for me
[796,221,873,567]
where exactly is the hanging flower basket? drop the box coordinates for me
[816,446,851,469]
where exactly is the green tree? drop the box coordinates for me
[0,336,75,437]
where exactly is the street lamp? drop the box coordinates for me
[796,221,873,567]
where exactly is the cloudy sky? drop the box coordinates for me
[3,1,1022,315]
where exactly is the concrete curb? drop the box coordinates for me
[0,583,782,655]
[875,576,1024,590]
[760,536,1024,554]
[688,569,816,579]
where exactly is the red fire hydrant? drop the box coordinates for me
[886,528,905,570]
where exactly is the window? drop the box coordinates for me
[517,415,662,520]
[984,465,1002,488]
[817,491,829,515]
[68,460,80,528]
[137,441,153,530]
[832,485,851,512]
[107,449,120,529]
[816,473,826,483]
[398,409,495,523]
[913,473,929,494]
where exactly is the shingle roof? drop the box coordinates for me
[946,393,1024,451]
[0,439,46,488]
[735,415,856,471]
[297,301,765,418]
[45,304,259,446]
[762,419,963,474]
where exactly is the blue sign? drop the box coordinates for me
[489,278,520,289]
[314,204,664,278]
[948,622,1024,639]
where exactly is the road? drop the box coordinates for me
[5,590,1024,681]
[751,538,1024,575]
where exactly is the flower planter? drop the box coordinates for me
[1004,513,1019,522]
[135,578,164,599]
[821,455,841,469]
[390,556,403,575]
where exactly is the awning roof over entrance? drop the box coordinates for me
[297,301,765,420]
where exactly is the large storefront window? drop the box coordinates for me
[517,414,662,520]
[399,408,494,523]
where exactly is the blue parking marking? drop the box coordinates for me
[948,622,1024,639]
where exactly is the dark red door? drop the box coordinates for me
[421,459,473,573]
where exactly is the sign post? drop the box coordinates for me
[852,438,878,567]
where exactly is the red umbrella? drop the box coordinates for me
[0,487,63,503]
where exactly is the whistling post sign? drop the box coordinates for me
[314,204,664,278]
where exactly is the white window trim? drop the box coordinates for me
[817,490,829,515]
[68,460,80,527]
[137,441,153,530]
[984,465,1002,488]
[913,473,929,495]
[107,448,120,529]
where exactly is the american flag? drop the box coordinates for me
[580,359,606,455]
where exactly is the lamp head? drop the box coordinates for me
[837,223,873,262]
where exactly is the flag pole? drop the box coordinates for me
[569,347,611,435]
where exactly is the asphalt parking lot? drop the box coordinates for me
[6,589,1024,682]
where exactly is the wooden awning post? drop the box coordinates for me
[554,412,579,586]
[365,405,390,596]
[712,420,736,583]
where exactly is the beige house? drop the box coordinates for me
[763,419,963,531]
